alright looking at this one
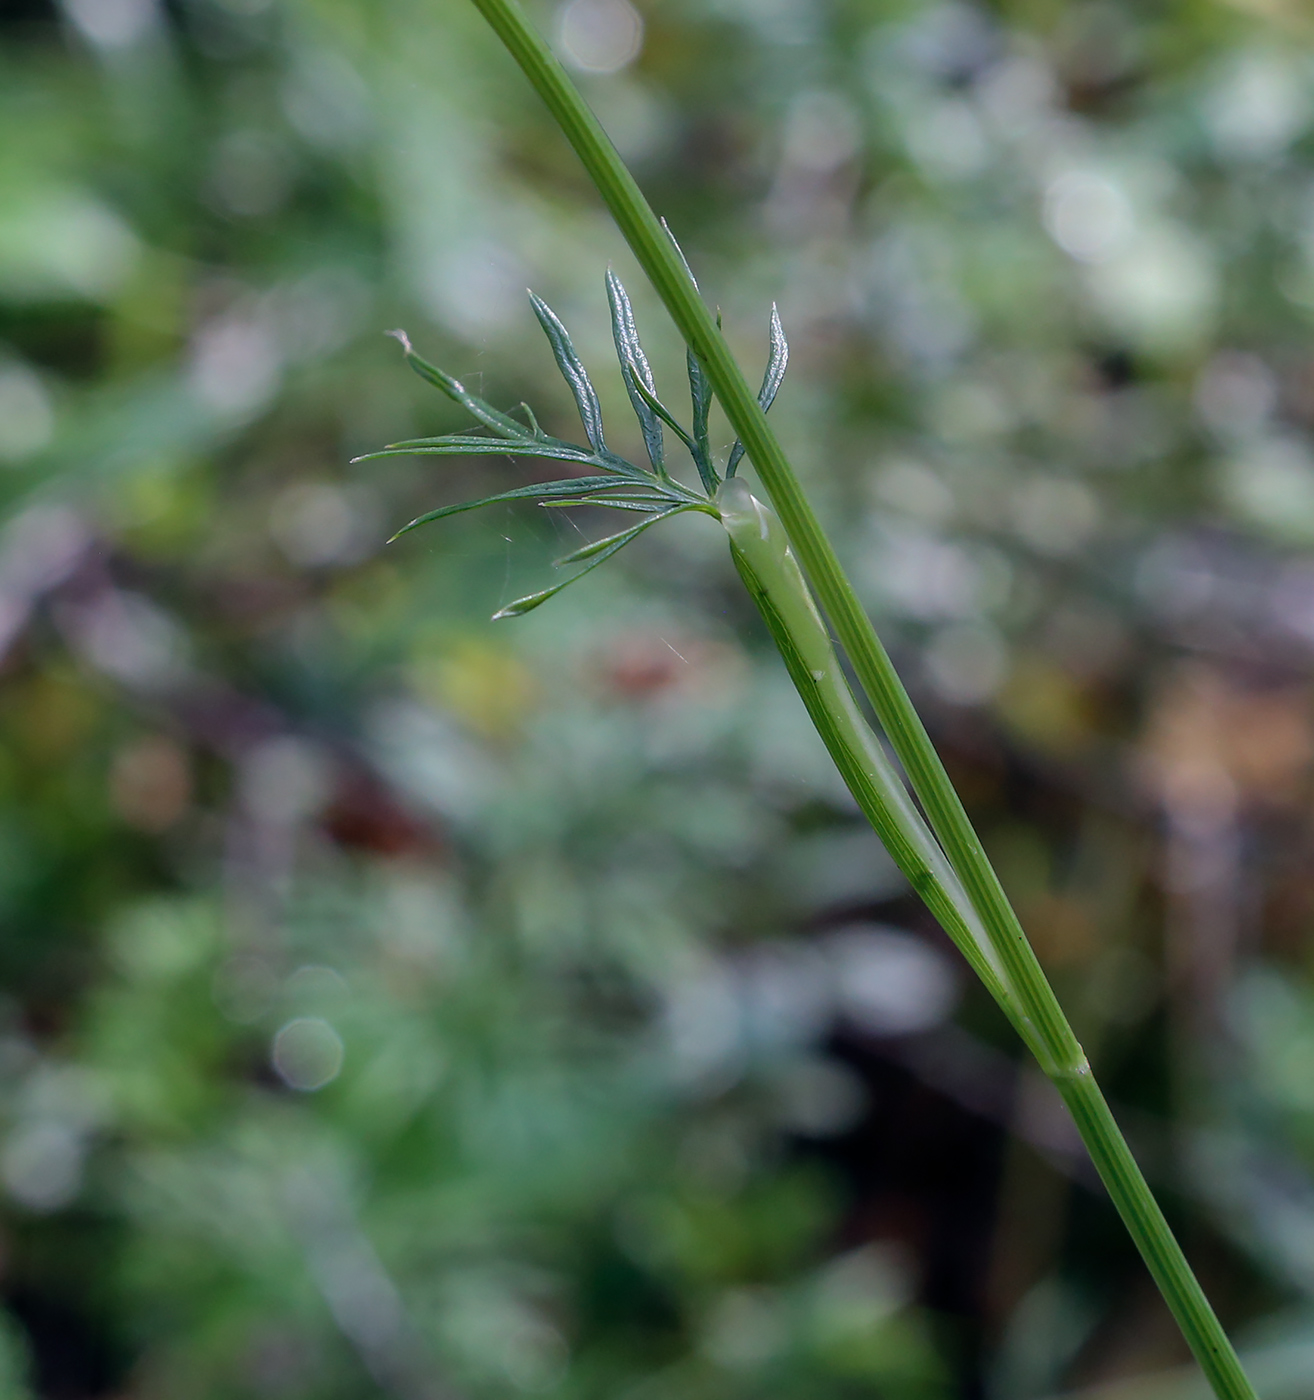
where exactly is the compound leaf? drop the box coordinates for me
[493,506,693,619]
[686,350,716,492]
[529,293,607,453]
[661,218,700,291]
[389,475,628,541]
[539,495,673,513]
[727,304,789,477]
[623,369,697,457]
[606,271,665,474]
[388,330,529,440]
[355,436,597,466]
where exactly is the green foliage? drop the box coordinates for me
[2,0,1314,1397]
[361,274,794,618]
[725,306,788,479]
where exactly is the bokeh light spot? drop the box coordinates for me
[556,0,643,74]
[1043,170,1134,264]
[272,1018,344,1091]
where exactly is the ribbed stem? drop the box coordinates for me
[1057,1072,1255,1398]
[458,4,1257,1395]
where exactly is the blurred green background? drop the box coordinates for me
[2,0,1314,1396]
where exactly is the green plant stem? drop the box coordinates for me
[465,0,1073,1068]
[717,482,1254,1400]
[459,3,1258,1394]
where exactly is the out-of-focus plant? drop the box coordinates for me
[9,0,1314,1395]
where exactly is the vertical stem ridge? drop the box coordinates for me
[1056,1073,1257,1399]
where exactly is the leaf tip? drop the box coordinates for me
[491,599,531,621]
[385,328,414,355]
